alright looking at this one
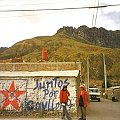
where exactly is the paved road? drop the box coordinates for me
[87,98,120,120]
[0,98,119,120]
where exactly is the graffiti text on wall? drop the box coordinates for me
[26,99,72,112]
[33,77,69,90]
[26,77,73,111]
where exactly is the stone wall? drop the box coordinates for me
[0,62,81,71]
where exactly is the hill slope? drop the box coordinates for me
[57,26,120,48]
[0,32,120,80]
[0,47,8,53]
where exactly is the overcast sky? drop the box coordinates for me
[0,0,120,47]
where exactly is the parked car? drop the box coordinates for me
[89,88,101,102]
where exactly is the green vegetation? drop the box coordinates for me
[0,29,120,81]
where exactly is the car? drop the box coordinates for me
[89,88,101,102]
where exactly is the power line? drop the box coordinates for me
[91,0,100,45]
[0,13,41,18]
[92,0,97,27]
[0,0,84,8]
[0,3,120,12]
[94,0,99,27]
[0,3,53,8]
[92,0,100,27]
[0,11,58,18]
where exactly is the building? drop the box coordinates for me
[0,70,80,112]
[106,86,120,101]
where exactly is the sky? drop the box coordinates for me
[0,0,120,47]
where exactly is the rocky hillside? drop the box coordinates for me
[0,32,120,80]
[0,47,8,53]
[57,26,120,48]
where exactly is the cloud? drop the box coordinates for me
[102,11,120,25]
[100,3,120,29]
[1,0,120,47]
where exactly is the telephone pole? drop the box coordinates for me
[87,56,90,93]
[103,54,107,92]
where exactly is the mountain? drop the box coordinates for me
[57,26,120,48]
[0,47,8,53]
[0,26,120,80]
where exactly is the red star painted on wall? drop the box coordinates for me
[0,81,26,110]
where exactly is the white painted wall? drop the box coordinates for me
[0,76,77,111]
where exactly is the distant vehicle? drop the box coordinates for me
[89,88,101,102]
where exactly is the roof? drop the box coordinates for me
[108,86,120,90]
[0,70,80,77]
[89,88,99,89]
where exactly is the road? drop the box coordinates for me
[87,98,120,120]
[0,98,119,120]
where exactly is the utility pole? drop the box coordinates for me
[103,54,107,92]
[87,56,90,93]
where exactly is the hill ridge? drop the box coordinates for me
[56,25,120,48]
[0,26,120,80]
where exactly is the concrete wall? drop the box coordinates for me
[0,62,81,71]
[0,62,81,112]
[0,76,79,112]
[106,88,120,101]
